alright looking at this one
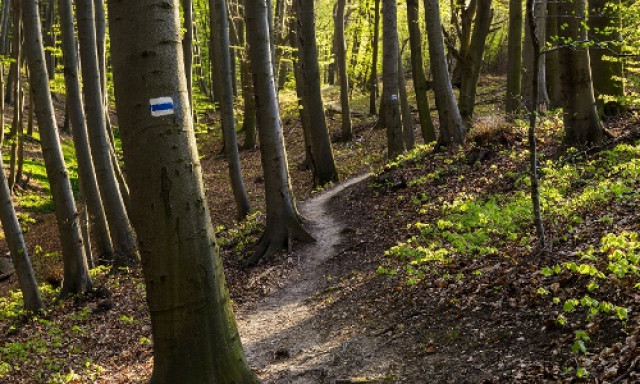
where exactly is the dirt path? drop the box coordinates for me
[236,173,380,383]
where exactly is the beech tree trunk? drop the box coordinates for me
[211,0,252,219]
[77,0,138,267]
[406,0,435,142]
[369,0,380,115]
[589,0,625,116]
[458,0,493,122]
[424,0,466,146]
[239,1,257,148]
[398,52,414,150]
[182,0,194,113]
[293,0,339,186]
[506,0,523,114]
[382,0,404,159]
[58,0,114,261]
[108,0,259,382]
[0,150,43,312]
[522,0,549,111]
[335,0,352,141]
[557,0,606,145]
[244,0,313,266]
[22,0,92,297]
[545,1,562,109]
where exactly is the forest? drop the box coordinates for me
[0,0,638,382]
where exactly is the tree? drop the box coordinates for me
[58,0,114,261]
[210,0,253,219]
[589,0,625,116]
[293,0,339,186]
[458,0,493,121]
[424,0,466,146]
[0,151,43,312]
[382,0,404,158]
[557,0,607,145]
[22,0,92,297]
[398,51,415,150]
[506,0,523,114]
[244,0,314,266]
[335,0,353,141]
[406,0,436,142]
[108,0,259,381]
[76,0,138,267]
[522,0,549,111]
[546,1,563,109]
[369,0,381,115]
[182,0,194,113]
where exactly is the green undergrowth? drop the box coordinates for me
[2,131,80,213]
[0,266,147,383]
[382,140,640,285]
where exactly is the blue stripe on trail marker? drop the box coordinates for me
[150,102,173,112]
[150,96,175,117]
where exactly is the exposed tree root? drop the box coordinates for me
[244,221,315,268]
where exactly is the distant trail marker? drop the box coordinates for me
[150,97,175,117]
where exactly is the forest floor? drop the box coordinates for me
[0,77,639,383]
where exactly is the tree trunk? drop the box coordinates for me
[526,0,545,248]
[77,0,138,267]
[545,1,562,109]
[293,0,339,186]
[182,0,194,114]
[522,0,549,111]
[288,7,313,170]
[0,0,10,55]
[244,0,313,267]
[22,0,92,297]
[211,0,252,220]
[424,0,466,146]
[406,0,435,142]
[43,0,55,79]
[458,0,493,121]
[369,0,380,115]
[0,149,43,312]
[589,0,625,116]
[239,1,257,149]
[335,0,352,142]
[382,0,404,159]
[58,0,114,261]
[506,0,523,114]
[557,0,606,145]
[108,0,259,381]
[398,52,414,150]
[8,9,21,191]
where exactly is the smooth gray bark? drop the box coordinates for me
[77,0,138,267]
[522,0,549,111]
[589,0,625,116]
[211,0,252,220]
[58,0,114,261]
[0,150,43,312]
[406,0,435,142]
[22,0,92,297]
[382,0,404,159]
[108,0,258,382]
[424,0,466,146]
[458,0,493,121]
[369,0,380,115]
[293,0,339,186]
[557,0,606,145]
[335,0,352,141]
[506,0,523,113]
[244,0,313,266]
[182,0,194,112]
[398,52,414,150]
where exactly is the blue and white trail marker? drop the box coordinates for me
[150,97,175,117]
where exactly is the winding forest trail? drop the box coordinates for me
[236,173,378,383]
